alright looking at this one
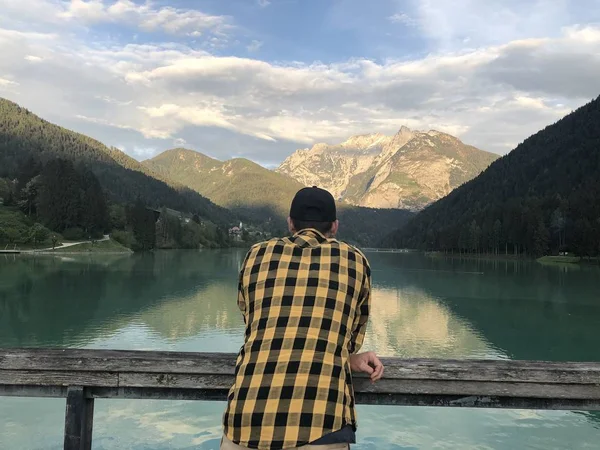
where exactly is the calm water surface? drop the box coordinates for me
[1,250,599,449]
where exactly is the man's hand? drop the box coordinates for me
[349,351,384,382]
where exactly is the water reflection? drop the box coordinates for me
[0,250,246,348]
[1,251,599,449]
[368,253,600,361]
[364,288,503,359]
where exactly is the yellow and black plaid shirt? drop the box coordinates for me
[223,229,371,450]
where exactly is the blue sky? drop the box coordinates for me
[1,0,599,166]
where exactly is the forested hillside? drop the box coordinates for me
[145,148,301,219]
[387,96,600,257]
[0,98,233,225]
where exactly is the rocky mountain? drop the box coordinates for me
[387,95,600,257]
[145,148,414,246]
[277,127,499,211]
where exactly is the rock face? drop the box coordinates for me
[277,127,499,211]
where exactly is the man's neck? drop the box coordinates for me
[294,228,335,239]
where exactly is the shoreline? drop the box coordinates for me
[25,250,132,256]
[425,252,531,262]
[426,252,599,265]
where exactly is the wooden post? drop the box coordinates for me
[64,386,94,450]
[83,396,94,450]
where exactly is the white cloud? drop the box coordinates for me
[0,28,58,41]
[389,13,417,27]
[25,55,43,62]
[247,40,263,52]
[257,0,271,8]
[58,0,231,36]
[4,24,600,156]
[108,26,596,149]
[0,77,19,87]
[95,95,132,106]
[76,114,136,132]
[131,146,158,159]
[59,0,105,21]
[408,0,583,50]
[173,137,187,147]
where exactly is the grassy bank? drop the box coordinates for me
[537,255,581,264]
[537,255,599,265]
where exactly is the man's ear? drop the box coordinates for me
[330,220,339,236]
[287,217,296,234]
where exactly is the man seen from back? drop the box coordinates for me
[222,186,383,450]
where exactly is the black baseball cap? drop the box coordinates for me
[290,186,337,222]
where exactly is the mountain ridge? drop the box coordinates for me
[277,126,499,211]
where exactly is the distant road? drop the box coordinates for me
[360,248,414,253]
[24,235,110,253]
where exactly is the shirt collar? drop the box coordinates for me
[292,228,329,247]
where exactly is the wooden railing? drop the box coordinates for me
[1,348,600,449]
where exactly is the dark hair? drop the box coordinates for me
[291,219,334,234]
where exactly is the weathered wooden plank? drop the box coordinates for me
[118,372,234,389]
[2,350,600,385]
[352,393,600,411]
[0,384,68,398]
[352,378,600,399]
[115,372,600,400]
[0,349,239,363]
[0,351,236,375]
[64,387,93,450]
[0,370,118,387]
[2,385,600,411]
[5,348,600,371]
[376,359,600,384]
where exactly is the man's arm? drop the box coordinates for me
[348,259,384,382]
[237,277,246,325]
[237,248,254,325]
[348,266,371,354]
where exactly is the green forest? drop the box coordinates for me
[0,157,232,250]
[387,95,600,258]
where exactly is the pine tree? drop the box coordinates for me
[80,169,108,237]
[129,198,156,251]
[18,176,40,217]
[3,189,15,207]
[37,159,82,231]
[492,219,502,255]
[532,219,549,257]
